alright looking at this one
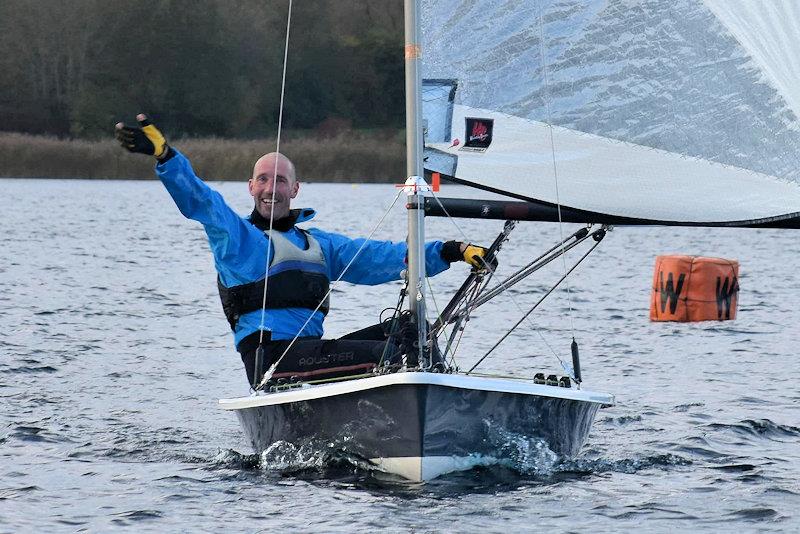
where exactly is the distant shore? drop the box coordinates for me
[0,131,405,183]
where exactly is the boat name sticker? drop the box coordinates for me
[461,117,493,152]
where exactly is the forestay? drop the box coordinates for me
[421,0,800,227]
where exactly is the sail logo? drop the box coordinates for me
[471,121,488,141]
[715,276,738,320]
[659,271,685,314]
[462,117,493,151]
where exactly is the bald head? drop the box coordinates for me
[252,152,296,184]
[249,152,299,221]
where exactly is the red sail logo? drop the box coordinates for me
[464,117,493,149]
[470,121,489,142]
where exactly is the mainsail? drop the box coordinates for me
[421,0,800,227]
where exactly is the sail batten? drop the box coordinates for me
[421,0,800,225]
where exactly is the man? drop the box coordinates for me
[115,114,490,387]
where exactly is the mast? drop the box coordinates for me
[404,0,429,366]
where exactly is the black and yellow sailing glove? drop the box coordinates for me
[115,114,170,160]
[441,241,497,270]
[462,243,493,269]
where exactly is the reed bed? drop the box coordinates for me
[0,131,405,183]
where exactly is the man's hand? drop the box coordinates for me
[441,241,497,270]
[461,243,495,270]
[115,114,169,159]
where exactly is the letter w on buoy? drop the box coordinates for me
[659,271,685,315]
[715,276,739,320]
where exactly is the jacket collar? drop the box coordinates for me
[248,207,316,231]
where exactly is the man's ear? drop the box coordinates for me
[248,178,255,196]
[290,181,300,198]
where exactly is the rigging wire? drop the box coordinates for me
[457,227,591,314]
[447,229,601,374]
[427,188,565,366]
[423,189,490,368]
[466,232,605,374]
[466,255,566,372]
[424,276,455,367]
[536,0,578,340]
[256,0,294,351]
[428,188,473,243]
[445,279,485,369]
[256,189,405,390]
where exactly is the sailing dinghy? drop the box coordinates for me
[221,0,800,481]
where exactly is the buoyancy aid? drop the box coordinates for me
[218,228,330,331]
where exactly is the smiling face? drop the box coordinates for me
[248,152,299,221]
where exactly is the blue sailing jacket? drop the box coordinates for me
[156,150,451,347]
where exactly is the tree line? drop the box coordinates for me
[0,0,405,139]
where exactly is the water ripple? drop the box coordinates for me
[0,485,40,500]
[705,419,800,441]
[3,181,800,531]
[726,508,781,522]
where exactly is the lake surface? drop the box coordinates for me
[2,178,799,532]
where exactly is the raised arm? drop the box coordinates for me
[115,114,235,226]
[115,114,261,281]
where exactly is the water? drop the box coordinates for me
[2,178,799,532]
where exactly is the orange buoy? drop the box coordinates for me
[650,255,739,322]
